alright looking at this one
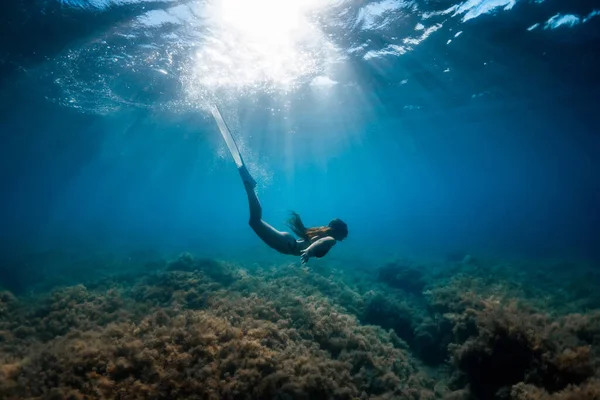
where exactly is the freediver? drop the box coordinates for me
[211,105,348,264]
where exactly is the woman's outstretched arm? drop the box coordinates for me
[300,236,336,264]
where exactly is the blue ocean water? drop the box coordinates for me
[1,2,600,398]
[2,0,598,268]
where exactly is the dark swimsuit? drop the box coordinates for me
[312,247,330,258]
[287,237,332,258]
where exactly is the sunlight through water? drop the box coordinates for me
[183,0,341,98]
[41,0,580,116]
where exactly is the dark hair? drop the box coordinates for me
[286,212,348,241]
[286,211,309,240]
[328,218,348,240]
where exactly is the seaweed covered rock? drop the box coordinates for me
[462,306,598,398]
[362,291,417,345]
[167,253,238,286]
[3,252,599,400]
[0,265,437,400]
[511,379,600,399]
[377,261,426,295]
[412,315,454,365]
[0,291,17,313]
[131,270,217,308]
[1,307,423,399]
[0,291,19,350]
[423,277,600,399]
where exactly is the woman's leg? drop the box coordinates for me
[243,179,262,224]
[239,166,299,255]
[211,104,299,256]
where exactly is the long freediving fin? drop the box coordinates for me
[210,104,256,188]
[210,104,244,168]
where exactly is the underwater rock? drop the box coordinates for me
[131,270,217,308]
[0,290,16,306]
[376,261,426,295]
[166,252,196,272]
[0,267,436,400]
[510,379,600,399]
[362,292,417,345]
[424,277,600,399]
[1,253,599,400]
[167,253,237,286]
[412,316,454,366]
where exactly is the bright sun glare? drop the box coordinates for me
[186,0,336,94]
[219,0,321,42]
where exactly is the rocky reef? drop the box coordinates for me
[0,253,599,399]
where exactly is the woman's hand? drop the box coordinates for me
[300,250,310,264]
[300,237,336,264]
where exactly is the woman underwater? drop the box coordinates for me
[211,105,348,264]
[239,165,348,264]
